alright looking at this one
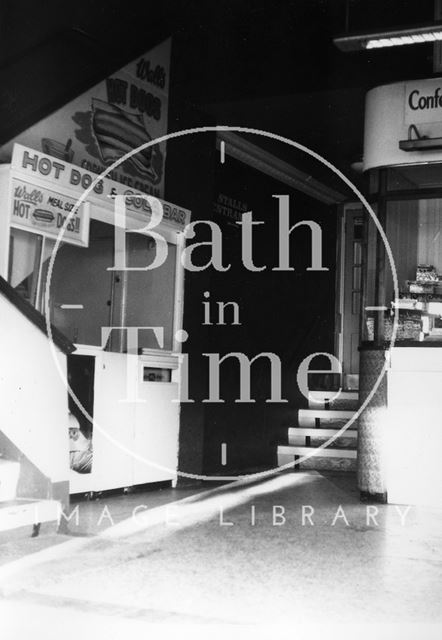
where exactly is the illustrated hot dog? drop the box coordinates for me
[33,209,55,223]
[92,99,158,180]
[95,134,155,180]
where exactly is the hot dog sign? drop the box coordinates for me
[0,39,170,200]
[10,177,90,247]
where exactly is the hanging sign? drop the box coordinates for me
[364,79,442,170]
[10,178,90,247]
[405,78,442,125]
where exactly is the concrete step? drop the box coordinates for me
[278,445,357,460]
[0,499,60,533]
[0,459,20,502]
[277,444,357,473]
[288,427,357,441]
[308,390,359,410]
[298,409,356,428]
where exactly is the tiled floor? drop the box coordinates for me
[1,471,442,633]
[66,482,209,535]
[0,483,207,565]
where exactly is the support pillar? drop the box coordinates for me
[357,345,388,503]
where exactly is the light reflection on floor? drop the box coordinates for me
[1,471,442,630]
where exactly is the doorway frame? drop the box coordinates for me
[335,202,365,389]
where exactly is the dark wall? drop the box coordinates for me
[165,37,339,480]
[197,156,337,476]
[165,79,217,478]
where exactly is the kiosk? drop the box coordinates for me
[0,143,190,495]
[357,78,442,506]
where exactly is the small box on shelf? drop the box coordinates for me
[407,281,435,295]
[416,265,439,283]
[365,312,421,342]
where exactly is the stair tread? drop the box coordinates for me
[0,499,38,507]
[0,499,60,533]
[299,409,355,417]
[278,445,357,458]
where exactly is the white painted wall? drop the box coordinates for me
[0,294,70,483]
[386,347,442,507]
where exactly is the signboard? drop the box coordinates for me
[0,39,171,199]
[10,178,89,247]
[364,79,442,171]
[405,79,442,125]
[11,144,190,232]
[213,192,249,227]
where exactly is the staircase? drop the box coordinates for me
[277,390,359,472]
[0,457,60,536]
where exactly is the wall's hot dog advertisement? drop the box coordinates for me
[0,39,170,199]
[10,178,89,246]
[8,144,190,242]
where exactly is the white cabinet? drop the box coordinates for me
[69,349,180,494]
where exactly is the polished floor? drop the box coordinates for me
[1,471,442,636]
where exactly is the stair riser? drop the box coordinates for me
[299,417,357,428]
[308,391,358,407]
[278,445,356,458]
[299,457,357,472]
[298,410,356,430]
[308,399,359,411]
[288,427,357,437]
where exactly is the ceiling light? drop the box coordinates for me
[334,23,442,52]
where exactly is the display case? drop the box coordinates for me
[362,186,442,345]
[357,78,442,506]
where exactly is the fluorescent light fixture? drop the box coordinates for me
[334,23,442,52]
